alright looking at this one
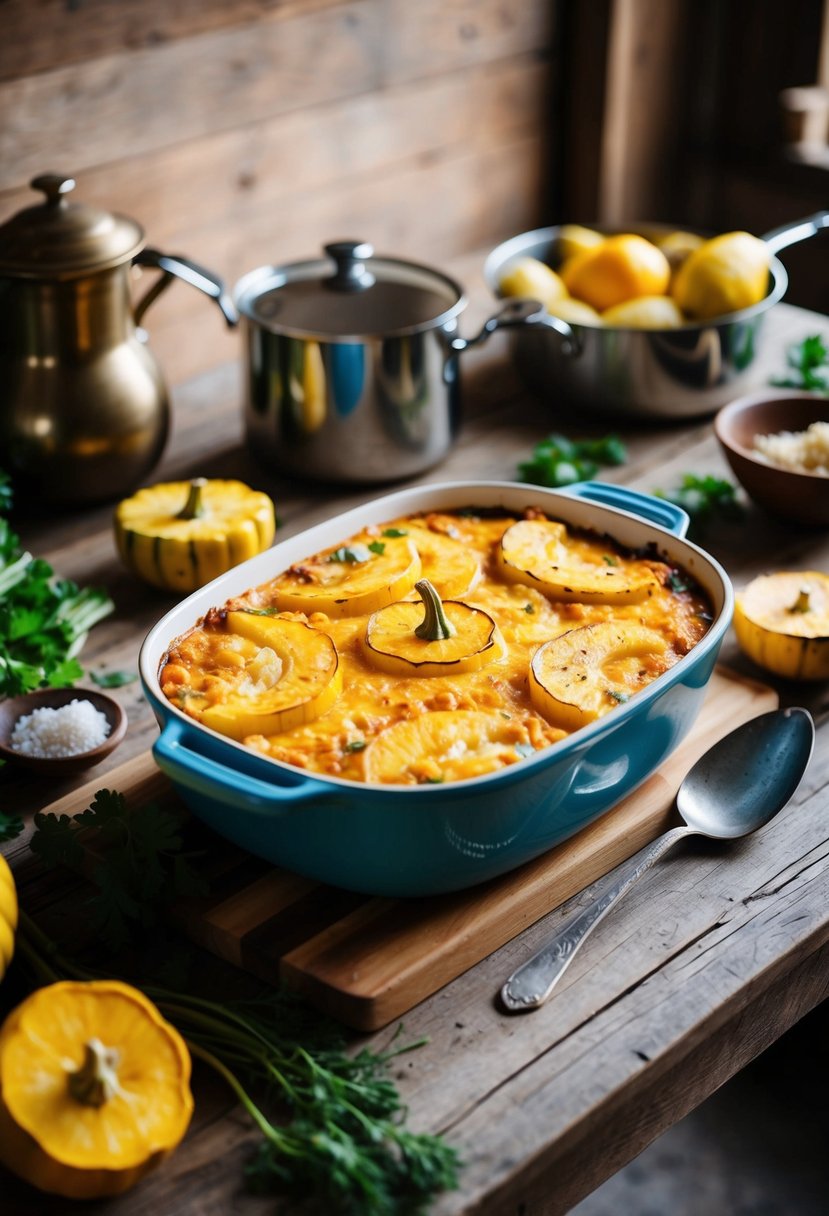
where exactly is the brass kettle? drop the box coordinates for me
[0,174,236,505]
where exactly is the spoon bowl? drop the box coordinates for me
[677,706,815,839]
[501,707,815,1011]
[0,687,127,775]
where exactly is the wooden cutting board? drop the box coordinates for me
[34,667,777,1031]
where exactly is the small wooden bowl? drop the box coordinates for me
[714,390,829,526]
[0,687,127,775]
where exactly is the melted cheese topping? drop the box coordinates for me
[160,510,712,785]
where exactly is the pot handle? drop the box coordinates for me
[762,211,829,256]
[450,299,579,356]
[133,247,238,327]
[154,718,327,811]
[556,481,690,537]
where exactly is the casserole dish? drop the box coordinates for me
[140,481,733,897]
[484,212,829,420]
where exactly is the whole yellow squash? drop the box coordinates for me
[672,231,769,320]
[0,979,193,1199]
[0,853,18,983]
[115,477,276,592]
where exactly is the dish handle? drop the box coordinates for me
[557,481,690,537]
[154,719,327,811]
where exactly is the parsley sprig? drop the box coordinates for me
[0,472,113,697]
[518,433,627,488]
[770,334,829,393]
[30,790,206,949]
[654,474,743,533]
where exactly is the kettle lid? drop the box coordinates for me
[0,174,145,277]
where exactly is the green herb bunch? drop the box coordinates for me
[653,473,743,533]
[0,471,113,697]
[518,433,627,488]
[771,334,829,393]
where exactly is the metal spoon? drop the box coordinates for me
[501,707,815,1013]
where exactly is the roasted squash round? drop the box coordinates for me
[733,571,829,680]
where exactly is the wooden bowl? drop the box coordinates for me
[0,687,127,774]
[714,390,829,526]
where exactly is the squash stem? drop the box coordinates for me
[414,579,455,641]
[789,587,811,614]
[177,478,208,521]
[68,1039,120,1107]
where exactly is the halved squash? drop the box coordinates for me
[498,519,660,605]
[405,525,480,597]
[201,611,341,740]
[270,537,420,618]
[529,621,668,731]
[733,571,829,680]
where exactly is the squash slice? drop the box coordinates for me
[0,980,192,1199]
[201,611,341,740]
[733,571,829,680]
[0,854,17,984]
[530,622,668,731]
[364,710,535,784]
[498,519,660,604]
[405,525,480,597]
[270,537,421,618]
[363,580,505,677]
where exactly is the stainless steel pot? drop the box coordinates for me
[484,213,829,421]
[235,241,563,483]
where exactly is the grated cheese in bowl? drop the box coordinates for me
[752,420,829,476]
[11,698,111,758]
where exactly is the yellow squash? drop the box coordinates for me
[733,571,829,680]
[363,579,505,677]
[672,231,769,320]
[0,980,193,1199]
[499,257,568,310]
[498,519,660,605]
[0,854,17,984]
[561,234,671,312]
[404,524,480,597]
[364,710,538,785]
[115,478,276,593]
[270,535,421,618]
[530,622,668,731]
[201,611,342,740]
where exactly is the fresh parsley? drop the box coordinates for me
[770,334,829,393]
[518,433,627,488]
[367,540,386,556]
[0,473,113,697]
[0,809,23,842]
[667,571,690,594]
[90,669,137,689]
[344,739,367,753]
[30,789,206,949]
[328,544,373,564]
[608,689,630,703]
[382,527,408,538]
[654,474,743,533]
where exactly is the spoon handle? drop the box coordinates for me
[501,826,690,1012]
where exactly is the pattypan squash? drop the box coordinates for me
[0,979,193,1198]
[115,477,275,592]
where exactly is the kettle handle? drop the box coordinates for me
[133,248,238,327]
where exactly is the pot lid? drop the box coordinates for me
[235,241,466,338]
[0,174,145,277]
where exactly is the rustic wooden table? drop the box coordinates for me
[3,278,829,1215]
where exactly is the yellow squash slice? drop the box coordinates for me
[498,519,660,605]
[201,611,341,740]
[364,710,534,784]
[405,525,480,597]
[530,622,668,731]
[363,579,505,677]
[270,537,420,618]
[733,571,829,680]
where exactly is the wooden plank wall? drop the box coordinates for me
[0,1,557,385]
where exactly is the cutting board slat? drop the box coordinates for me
[32,668,777,1030]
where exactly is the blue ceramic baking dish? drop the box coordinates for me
[140,481,733,896]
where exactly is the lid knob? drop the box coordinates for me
[30,174,76,207]
[324,240,375,292]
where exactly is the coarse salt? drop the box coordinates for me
[10,698,110,759]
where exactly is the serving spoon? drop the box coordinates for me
[501,707,815,1013]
